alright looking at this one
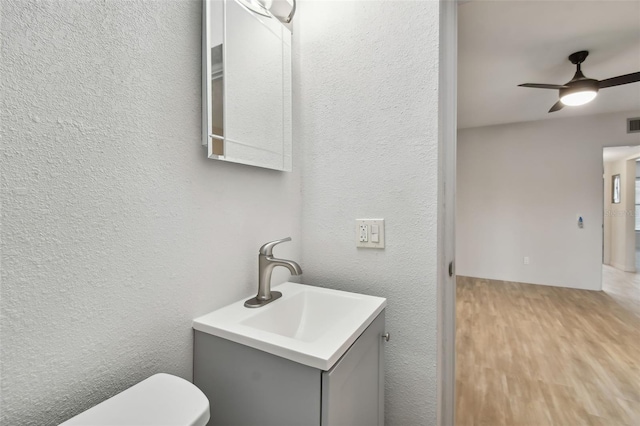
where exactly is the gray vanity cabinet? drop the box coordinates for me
[321,310,385,426]
[193,310,385,426]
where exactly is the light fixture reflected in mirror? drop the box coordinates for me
[236,0,296,23]
[237,0,272,17]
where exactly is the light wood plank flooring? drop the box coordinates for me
[456,266,640,425]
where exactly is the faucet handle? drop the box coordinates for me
[259,237,292,256]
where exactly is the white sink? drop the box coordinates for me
[192,282,386,370]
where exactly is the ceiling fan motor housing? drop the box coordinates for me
[560,79,599,98]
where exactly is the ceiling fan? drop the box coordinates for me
[518,50,640,113]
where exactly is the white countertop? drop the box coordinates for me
[192,282,386,371]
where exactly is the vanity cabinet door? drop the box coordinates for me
[321,311,385,426]
[194,332,321,426]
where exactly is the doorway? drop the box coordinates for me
[446,0,640,424]
[602,146,640,274]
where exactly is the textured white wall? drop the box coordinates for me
[457,111,640,291]
[0,1,301,424]
[294,1,440,424]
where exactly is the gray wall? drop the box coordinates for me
[0,1,301,424]
[457,111,640,290]
[294,2,440,424]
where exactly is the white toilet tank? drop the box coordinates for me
[60,373,210,426]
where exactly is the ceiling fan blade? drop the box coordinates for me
[519,83,569,89]
[548,101,564,113]
[598,72,640,89]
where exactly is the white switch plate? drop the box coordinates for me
[524,256,530,265]
[356,219,385,249]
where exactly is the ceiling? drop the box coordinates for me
[458,0,640,129]
[602,145,640,163]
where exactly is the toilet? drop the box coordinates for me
[60,373,210,426]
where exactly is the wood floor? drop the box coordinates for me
[455,266,640,425]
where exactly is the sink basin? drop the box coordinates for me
[241,289,363,342]
[192,282,386,370]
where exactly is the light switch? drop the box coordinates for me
[356,219,385,248]
[371,224,379,242]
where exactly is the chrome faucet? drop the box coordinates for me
[244,237,302,308]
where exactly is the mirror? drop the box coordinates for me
[203,0,292,172]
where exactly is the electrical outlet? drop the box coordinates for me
[356,219,385,248]
[524,256,530,265]
[359,224,368,242]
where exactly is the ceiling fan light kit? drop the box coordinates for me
[560,83,598,106]
[518,50,640,113]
